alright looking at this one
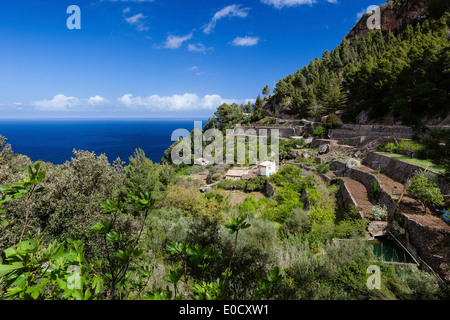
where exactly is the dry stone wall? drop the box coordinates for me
[363,152,449,195]
[235,125,301,139]
[331,161,396,215]
[330,124,414,139]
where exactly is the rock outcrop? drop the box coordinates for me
[346,0,429,41]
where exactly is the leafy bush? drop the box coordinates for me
[268,174,289,187]
[218,177,266,192]
[417,128,450,166]
[163,185,224,223]
[218,179,246,190]
[281,208,311,236]
[371,205,388,221]
[316,163,330,174]
[279,166,303,181]
[276,185,301,205]
[371,180,381,202]
[396,140,424,154]
[408,172,444,213]
[266,117,276,125]
[385,142,397,151]
[324,114,343,129]
[334,219,368,239]
[313,126,327,137]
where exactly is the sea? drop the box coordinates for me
[0,118,207,165]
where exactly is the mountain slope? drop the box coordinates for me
[259,0,450,126]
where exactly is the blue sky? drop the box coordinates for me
[0,0,382,119]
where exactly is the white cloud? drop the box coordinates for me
[188,43,213,54]
[89,96,107,105]
[29,93,253,113]
[32,94,80,111]
[231,36,259,47]
[123,7,131,14]
[32,94,107,111]
[161,33,193,49]
[117,93,252,111]
[124,13,148,31]
[203,4,250,34]
[261,0,316,9]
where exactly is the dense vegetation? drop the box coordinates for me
[0,135,447,300]
[1,0,449,302]
[261,1,449,126]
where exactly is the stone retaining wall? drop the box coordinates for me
[265,180,275,197]
[331,160,450,283]
[391,213,450,284]
[332,178,364,220]
[331,124,450,140]
[331,161,397,216]
[362,152,449,195]
[331,124,414,139]
[236,126,301,139]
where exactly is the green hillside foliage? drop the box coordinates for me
[269,9,449,125]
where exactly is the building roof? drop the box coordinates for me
[258,161,276,167]
[226,169,250,177]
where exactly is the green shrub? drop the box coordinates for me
[268,174,289,187]
[281,208,311,236]
[396,140,424,154]
[385,142,397,151]
[238,196,259,215]
[408,172,444,213]
[372,180,381,202]
[316,163,330,174]
[334,219,368,239]
[277,186,301,205]
[313,126,327,137]
[324,114,343,129]
[279,165,294,176]
[218,177,266,192]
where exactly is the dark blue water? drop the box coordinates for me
[0,119,206,165]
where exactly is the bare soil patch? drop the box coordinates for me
[341,177,374,218]
[228,191,265,206]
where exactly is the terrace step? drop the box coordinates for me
[340,177,374,219]
[357,164,404,198]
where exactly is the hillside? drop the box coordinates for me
[256,0,450,127]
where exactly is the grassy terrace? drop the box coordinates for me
[376,152,447,175]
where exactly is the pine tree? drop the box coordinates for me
[262,85,271,97]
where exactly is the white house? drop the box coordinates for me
[258,161,278,177]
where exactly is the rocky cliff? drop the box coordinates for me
[346,0,429,41]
